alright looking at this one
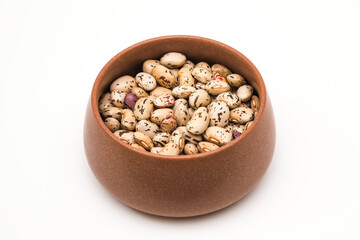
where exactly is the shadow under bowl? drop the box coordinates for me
[83,35,276,217]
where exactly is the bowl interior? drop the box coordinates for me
[92,35,266,157]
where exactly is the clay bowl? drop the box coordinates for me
[84,35,276,217]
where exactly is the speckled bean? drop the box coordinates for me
[135,72,157,91]
[207,101,230,127]
[192,66,212,83]
[188,89,211,109]
[251,95,260,112]
[226,74,247,87]
[169,129,185,152]
[104,117,120,132]
[101,107,122,120]
[110,90,127,108]
[197,141,219,153]
[184,143,199,155]
[113,130,135,144]
[186,107,209,135]
[176,126,203,145]
[134,132,154,150]
[110,75,136,92]
[229,106,254,124]
[142,59,160,74]
[172,86,196,98]
[182,60,195,71]
[195,62,211,70]
[131,87,149,98]
[203,126,232,146]
[216,92,241,109]
[236,84,254,102]
[178,67,195,87]
[150,108,174,125]
[120,109,136,130]
[160,114,177,133]
[135,120,159,139]
[160,52,186,69]
[151,147,163,154]
[98,92,113,113]
[205,80,231,95]
[150,86,173,97]
[152,132,170,147]
[133,97,154,120]
[173,100,189,126]
[211,64,232,77]
[153,93,175,108]
[151,64,176,88]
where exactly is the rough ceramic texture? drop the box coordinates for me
[83,35,276,217]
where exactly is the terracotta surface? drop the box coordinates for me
[83,35,276,217]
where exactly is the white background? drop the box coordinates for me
[1,0,360,239]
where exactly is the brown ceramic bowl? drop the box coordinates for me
[84,35,276,217]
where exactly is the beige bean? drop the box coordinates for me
[188,107,195,118]
[152,132,170,147]
[182,60,195,71]
[251,95,260,112]
[134,132,154,150]
[172,85,196,98]
[195,82,206,90]
[236,84,254,102]
[195,62,211,70]
[160,114,177,133]
[98,92,113,113]
[142,59,160,74]
[229,106,254,124]
[130,143,147,151]
[216,92,241,109]
[136,120,159,139]
[151,147,163,154]
[170,69,180,87]
[184,143,199,155]
[104,117,120,132]
[176,126,203,145]
[120,109,136,130]
[135,72,157,91]
[113,130,135,144]
[203,126,232,146]
[110,90,127,108]
[153,93,175,108]
[211,64,232,77]
[158,142,180,156]
[160,52,186,68]
[226,73,247,87]
[207,101,230,127]
[169,129,185,152]
[205,80,231,95]
[133,97,154,120]
[151,64,176,88]
[173,101,190,126]
[173,98,188,110]
[197,141,219,153]
[188,89,211,109]
[110,75,136,92]
[150,86,173,97]
[150,108,174,125]
[101,107,122,120]
[192,66,212,83]
[131,87,149,98]
[186,107,209,135]
[178,67,195,87]
[244,121,253,130]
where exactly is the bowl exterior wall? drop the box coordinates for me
[83,36,276,217]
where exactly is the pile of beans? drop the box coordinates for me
[99,52,260,155]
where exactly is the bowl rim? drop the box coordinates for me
[91,35,267,160]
